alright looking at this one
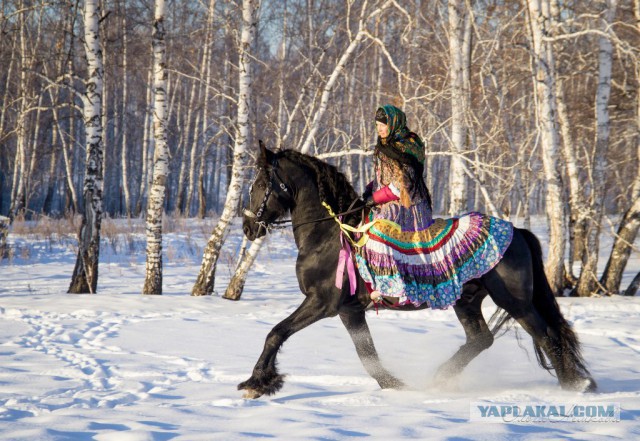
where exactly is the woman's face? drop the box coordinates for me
[376,121,389,139]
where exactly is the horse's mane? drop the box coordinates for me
[277,149,359,214]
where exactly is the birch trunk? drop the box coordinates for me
[525,0,565,295]
[100,9,109,209]
[64,5,80,214]
[197,158,207,218]
[212,43,232,213]
[550,0,586,282]
[223,235,265,300]
[196,0,217,218]
[0,36,19,215]
[574,0,617,297]
[602,195,640,294]
[0,33,17,146]
[624,271,640,297]
[59,110,80,213]
[185,110,202,216]
[224,0,277,299]
[192,0,260,296]
[63,103,83,213]
[600,0,640,294]
[176,51,204,214]
[136,68,154,217]
[447,0,469,215]
[557,78,587,278]
[68,0,105,294]
[43,126,59,214]
[143,0,170,294]
[0,215,9,258]
[489,69,529,224]
[9,1,28,220]
[26,93,45,211]
[186,6,217,216]
[121,6,132,216]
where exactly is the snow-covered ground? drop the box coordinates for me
[1,217,639,440]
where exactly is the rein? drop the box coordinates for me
[271,202,365,231]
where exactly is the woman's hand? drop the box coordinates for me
[364,195,377,208]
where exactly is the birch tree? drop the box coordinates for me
[136,68,154,216]
[525,0,565,295]
[224,235,265,300]
[550,0,586,281]
[120,4,132,216]
[192,0,260,296]
[447,0,470,215]
[600,0,640,294]
[601,161,640,294]
[143,0,169,295]
[9,1,29,220]
[68,0,105,294]
[193,0,217,218]
[574,0,618,297]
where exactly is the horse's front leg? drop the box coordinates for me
[339,309,405,390]
[239,296,334,399]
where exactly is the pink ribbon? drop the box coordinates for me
[336,225,357,295]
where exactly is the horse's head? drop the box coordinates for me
[242,141,292,241]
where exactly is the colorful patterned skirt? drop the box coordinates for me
[354,202,514,309]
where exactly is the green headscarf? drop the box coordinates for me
[377,104,425,166]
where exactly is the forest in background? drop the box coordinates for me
[1,0,639,298]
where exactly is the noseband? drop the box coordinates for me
[243,159,290,231]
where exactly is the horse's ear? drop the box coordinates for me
[258,140,274,167]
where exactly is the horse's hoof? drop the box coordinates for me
[431,370,461,391]
[242,388,263,399]
[381,377,405,390]
[576,377,598,393]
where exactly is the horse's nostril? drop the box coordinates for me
[243,225,253,239]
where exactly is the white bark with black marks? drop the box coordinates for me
[574,0,617,297]
[525,0,565,295]
[192,0,261,296]
[143,0,169,295]
[447,0,470,215]
[68,0,105,294]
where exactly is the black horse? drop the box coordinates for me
[239,141,596,399]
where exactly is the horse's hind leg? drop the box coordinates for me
[434,282,493,385]
[487,229,596,392]
[339,309,405,390]
[510,310,595,391]
[484,270,596,391]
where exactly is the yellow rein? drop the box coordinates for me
[321,202,400,248]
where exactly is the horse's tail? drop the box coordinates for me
[519,228,591,378]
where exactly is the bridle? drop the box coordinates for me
[243,159,292,232]
[243,157,367,233]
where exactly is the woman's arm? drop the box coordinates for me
[372,183,400,204]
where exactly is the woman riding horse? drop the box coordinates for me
[357,105,513,309]
[239,136,596,399]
